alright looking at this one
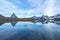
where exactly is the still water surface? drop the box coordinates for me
[0,22,60,40]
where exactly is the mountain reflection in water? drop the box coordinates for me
[0,20,60,26]
[0,21,60,40]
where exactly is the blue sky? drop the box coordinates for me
[0,0,60,18]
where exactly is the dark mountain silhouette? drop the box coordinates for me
[0,13,60,26]
[0,14,5,19]
[10,13,17,19]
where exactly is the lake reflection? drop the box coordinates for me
[0,22,60,40]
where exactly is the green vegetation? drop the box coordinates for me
[0,17,38,23]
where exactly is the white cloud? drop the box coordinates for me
[0,0,19,13]
[43,0,55,16]
[0,0,60,17]
[28,0,45,12]
[14,0,22,4]
[28,0,59,16]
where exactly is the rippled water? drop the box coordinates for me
[0,22,60,40]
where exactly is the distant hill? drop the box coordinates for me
[0,14,5,20]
